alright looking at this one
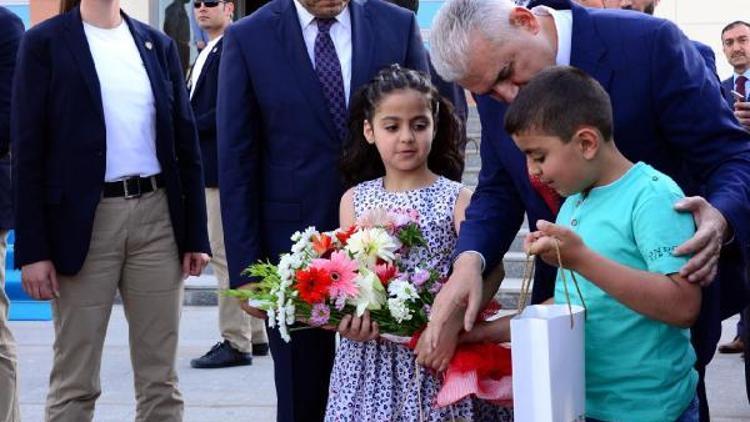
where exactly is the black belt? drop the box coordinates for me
[102,174,165,199]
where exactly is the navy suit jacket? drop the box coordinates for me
[12,7,210,273]
[217,0,429,288]
[723,77,735,105]
[189,38,223,187]
[459,3,750,365]
[0,8,22,231]
[722,75,750,105]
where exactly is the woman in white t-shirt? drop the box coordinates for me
[12,1,211,420]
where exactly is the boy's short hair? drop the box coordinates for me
[504,66,614,143]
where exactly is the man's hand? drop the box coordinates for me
[734,101,750,131]
[182,252,210,278]
[415,308,463,371]
[527,220,588,270]
[21,260,59,300]
[417,253,481,369]
[428,253,483,341]
[673,196,727,286]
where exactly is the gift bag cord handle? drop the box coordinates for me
[517,239,588,328]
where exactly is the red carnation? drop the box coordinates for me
[375,263,398,286]
[312,233,334,257]
[295,267,333,304]
[336,225,357,244]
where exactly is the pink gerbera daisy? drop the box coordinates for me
[311,251,359,301]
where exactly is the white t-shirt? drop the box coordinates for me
[83,20,162,182]
[190,35,222,99]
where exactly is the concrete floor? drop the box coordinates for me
[9,308,750,421]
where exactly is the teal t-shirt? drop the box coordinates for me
[553,162,698,422]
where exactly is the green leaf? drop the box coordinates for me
[397,223,427,248]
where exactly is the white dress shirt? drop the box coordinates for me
[84,21,161,182]
[532,6,573,66]
[190,35,223,99]
[293,0,353,105]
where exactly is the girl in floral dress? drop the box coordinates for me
[325,65,513,421]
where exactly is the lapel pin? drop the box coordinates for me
[212,47,218,54]
[145,41,153,50]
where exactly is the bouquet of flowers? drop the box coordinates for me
[224,208,445,342]
[225,207,513,407]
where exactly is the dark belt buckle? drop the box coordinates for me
[123,177,142,199]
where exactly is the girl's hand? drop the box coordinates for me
[527,220,589,270]
[337,310,379,342]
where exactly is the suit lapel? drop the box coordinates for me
[123,13,169,157]
[193,39,222,99]
[124,14,167,106]
[62,7,105,124]
[569,3,613,91]
[722,78,734,105]
[276,0,338,140]
[349,0,373,103]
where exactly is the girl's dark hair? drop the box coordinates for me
[60,0,81,13]
[341,64,464,188]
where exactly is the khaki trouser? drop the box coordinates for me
[46,190,183,422]
[0,231,19,422]
[205,188,266,353]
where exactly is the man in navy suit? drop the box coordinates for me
[721,21,750,131]
[13,1,210,419]
[423,0,750,419]
[164,0,192,72]
[549,0,721,75]
[187,0,270,370]
[0,7,22,421]
[216,0,428,420]
[719,18,750,404]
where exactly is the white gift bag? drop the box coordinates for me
[511,304,586,422]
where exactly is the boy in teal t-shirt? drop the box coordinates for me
[461,67,701,421]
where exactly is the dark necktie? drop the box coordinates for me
[736,75,747,100]
[529,173,562,215]
[315,18,348,142]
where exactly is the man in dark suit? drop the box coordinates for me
[216,0,428,419]
[13,1,210,420]
[0,7,22,422]
[721,21,750,131]
[164,0,191,72]
[719,18,750,404]
[423,0,750,420]
[186,0,270,370]
[588,0,721,77]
